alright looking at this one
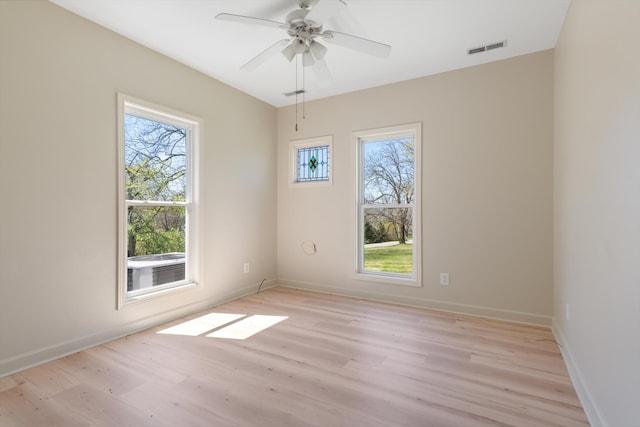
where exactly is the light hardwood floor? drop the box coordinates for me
[0,287,588,426]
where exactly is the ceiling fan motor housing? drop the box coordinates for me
[286,8,322,42]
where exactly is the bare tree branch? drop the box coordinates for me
[364,138,414,243]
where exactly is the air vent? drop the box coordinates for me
[467,40,507,55]
[468,46,486,55]
[486,41,506,51]
[284,89,306,97]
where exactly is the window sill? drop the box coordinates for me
[353,272,421,288]
[118,281,200,309]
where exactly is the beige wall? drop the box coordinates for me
[277,51,554,325]
[0,1,277,376]
[554,1,640,425]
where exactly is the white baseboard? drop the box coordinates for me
[0,279,277,378]
[277,278,552,327]
[551,319,605,427]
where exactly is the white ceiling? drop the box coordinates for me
[49,0,570,107]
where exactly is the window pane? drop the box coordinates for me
[363,207,413,274]
[124,114,187,202]
[297,145,329,182]
[127,205,186,257]
[363,137,414,205]
[355,124,420,284]
[127,205,186,291]
[118,96,200,307]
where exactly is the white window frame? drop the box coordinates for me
[117,94,201,309]
[289,135,333,187]
[353,122,422,287]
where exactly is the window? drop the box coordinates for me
[117,94,200,308]
[289,135,332,186]
[354,123,421,286]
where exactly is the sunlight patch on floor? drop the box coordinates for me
[207,315,288,340]
[157,313,245,336]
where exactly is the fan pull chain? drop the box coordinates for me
[294,53,308,132]
[295,56,299,132]
[302,58,306,120]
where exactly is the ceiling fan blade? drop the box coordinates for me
[241,39,290,71]
[215,13,287,30]
[325,6,369,39]
[252,0,296,20]
[305,0,347,26]
[312,57,333,85]
[321,30,391,58]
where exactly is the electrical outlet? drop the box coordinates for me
[440,273,450,286]
[243,263,250,274]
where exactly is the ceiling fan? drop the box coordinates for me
[215,0,391,82]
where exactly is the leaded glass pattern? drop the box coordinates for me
[297,145,330,182]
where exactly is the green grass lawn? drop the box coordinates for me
[364,243,413,274]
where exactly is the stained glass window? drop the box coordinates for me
[290,135,333,186]
[297,145,329,182]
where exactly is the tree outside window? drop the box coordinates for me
[125,114,187,259]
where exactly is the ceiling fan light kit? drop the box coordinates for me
[216,0,392,130]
